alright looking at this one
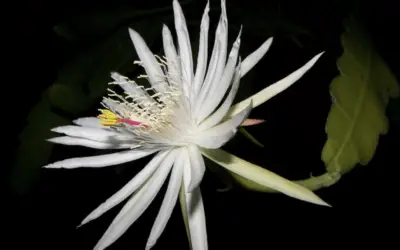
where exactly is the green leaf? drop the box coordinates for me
[322,18,400,174]
[201,148,330,206]
[11,91,69,195]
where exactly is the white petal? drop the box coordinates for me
[145,151,185,249]
[194,100,252,149]
[73,117,104,128]
[162,24,182,88]
[184,186,208,250]
[47,136,134,150]
[186,144,206,192]
[228,52,324,117]
[50,125,124,142]
[173,0,194,93]
[194,1,228,116]
[93,150,177,250]
[201,148,330,207]
[43,148,158,169]
[199,99,252,138]
[198,63,241,131]
[102,98,129,116]
[111,72,152,100]
[128,28,168,93]
[240,37,273,78]
[196,28,241,122]
[79,150,170,226]
[192,1,210,99]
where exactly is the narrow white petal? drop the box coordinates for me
[186,144,206,192]
[162,24,182,88]
[240,37,273,78]
[73,117,103,128]
[47,136,134,150]
[93,150,177,250]
[198,63,241,130]
[196,28,241,122]
[228,52,324,117]
[128,28,168,93]
[194,100,252,149]
[50,125,123,142]
[43,148,158,169]
[102,98,129,116]
[194,1,228,116]
[80,151,170,226]
[203,0,228,92]
[111,72,152,101]
[185,186,208,250]
[201,148,331,207]
[192,1,210,99]
[181,148,191,194]
[145,151,185,249]
[200,100,252,138]
[173,0,194,92]
[194,130,235,149]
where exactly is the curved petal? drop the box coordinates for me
[197,59,241,131]
[184,186,208,250]
[186,144,206,192]
[43,148,158,169]
[240,37,273,78]
[173,0,194,93]
[194,0,228,118]
[194,100,252,149]
[93,150,177,250]
[192,1,210,100]
[128,28,168,93]
[196,28,241,122]
[79,150,170,226]
[200,99,252,137]
[162,24,182,88]
[47,136,134,150]
[145,151,185,249]
[50,125,124,142]
[228,52,324,117]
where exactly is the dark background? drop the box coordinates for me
[8,0,399,249]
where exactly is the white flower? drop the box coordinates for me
[44,0,328,249]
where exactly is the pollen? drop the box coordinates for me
[98,109,119,126]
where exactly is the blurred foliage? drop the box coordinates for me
[12,5,173,195]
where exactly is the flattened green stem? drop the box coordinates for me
[230,171,341,192]
[201,148,330,206]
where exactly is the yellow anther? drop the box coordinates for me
[98,109,119,126]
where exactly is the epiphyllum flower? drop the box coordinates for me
[44,0,328,249]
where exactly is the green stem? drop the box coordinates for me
[230,171,341,192]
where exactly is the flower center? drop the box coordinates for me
[98,56,186,136]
